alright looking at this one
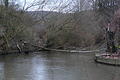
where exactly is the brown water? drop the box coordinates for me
[0,51,120,80]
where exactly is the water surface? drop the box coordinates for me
[0,51,120,80]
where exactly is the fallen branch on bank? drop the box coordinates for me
[27,43,106,53]
[0,48,105,55]
[0,42,106,55]
[42,48,105,53]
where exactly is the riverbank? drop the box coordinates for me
[95,53,120,66]
[0,47,105,55]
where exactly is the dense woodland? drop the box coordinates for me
[0,0,120,52]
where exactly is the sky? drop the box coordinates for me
[18,0,72,11]
[15,0,92,12]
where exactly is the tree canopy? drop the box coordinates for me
[94,0,120,21]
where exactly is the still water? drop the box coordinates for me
[0,51,120,80]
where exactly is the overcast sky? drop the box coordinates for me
[18,0,72,11]
[16,0,92,12]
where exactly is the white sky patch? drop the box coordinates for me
[18,0,73,12]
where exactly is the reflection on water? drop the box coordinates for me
[0,52,120,80]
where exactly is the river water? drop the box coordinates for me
[0,51,120,80]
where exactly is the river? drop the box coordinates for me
[0,51,120,80]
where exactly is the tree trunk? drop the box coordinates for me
[106,30,117,53]
[4,0,9,8]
